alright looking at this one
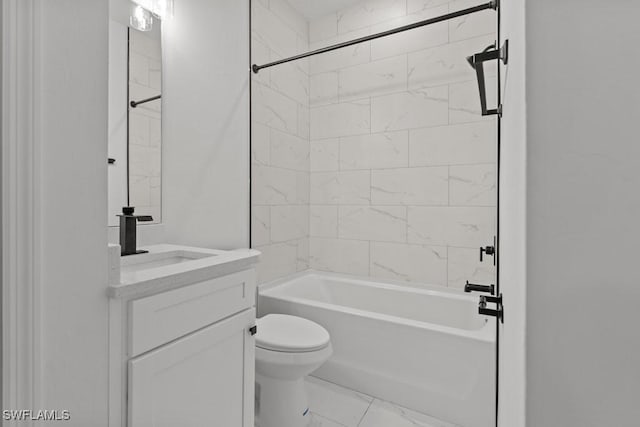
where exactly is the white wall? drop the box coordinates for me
[524,1,640,425]
[497,0,526,425]
[38,0,109,424]
[162,0,250,250]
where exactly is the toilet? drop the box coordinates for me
[254,314,332,427]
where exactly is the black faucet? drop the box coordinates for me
[464,280,495,295]
[118,206,153,256]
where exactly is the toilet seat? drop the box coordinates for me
[256,314,330,353]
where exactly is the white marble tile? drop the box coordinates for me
[270,128,309,172]
[310,171,371,205]
[129,175,151,206]
[370,6,449,60]
[339,206,407,243]
[252,82,298,134]
[148,58,161,91]
[447,246,496,290]
[269,0,309,39]
[311,139,340,172]
[130,30,161,60]
[149,176,161,206]
[252,122,270,166]
[337,0,407,35]
[255,241,298,284]
[306,377,372,427]
[407,0,451,14]
[408,206,496,247]
[370,242,448,285]
[297,237,309,271]
[270,205,309,242]
[129,112,149,146]
[448,0,496,42]
[251,205,270,247]
[309,238,370,276]
[359,399,457,427]
[298,104,310,139]
[130,82,161,113]
[310,13,338,44]
[310,72,339,107]
[252,1,298,58]
[371,87,449,133]
[339,55,408,102]
[371,167,449,205]
[252,165,308,205]
[251,35,271,86]
[308,413,347,427]
[310,205,339,238]
[409,121,496,166]
[148,117,161,147]
[408,34,496,88]
[339,131,409,170]
[449,163,496,206]
[311,99,371,140]
[129,145,161,177]
[309,29,371,75]
[129,52,149,86]
[270,61,310,106]
[449,78,497,124]
[296,35,310,75]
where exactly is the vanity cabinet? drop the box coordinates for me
[128,309,254,427]
[109,259,258,427]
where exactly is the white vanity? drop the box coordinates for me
[108,244,260,427]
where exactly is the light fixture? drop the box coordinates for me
[131,0,174,20]
[130,5,153,32]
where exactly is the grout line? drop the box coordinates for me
[357,399,374,427]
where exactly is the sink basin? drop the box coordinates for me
[121,250,216,274]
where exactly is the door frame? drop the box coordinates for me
[2,0,43,421]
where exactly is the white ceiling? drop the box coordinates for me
[286,0,363,19]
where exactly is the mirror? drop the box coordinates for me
[108,3,162,226]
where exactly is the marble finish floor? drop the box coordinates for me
[305,376,458,427]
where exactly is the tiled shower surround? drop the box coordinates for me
[252,0,497,289]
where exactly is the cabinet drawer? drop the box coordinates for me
[129,269,256,357]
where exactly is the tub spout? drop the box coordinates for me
[464,281,495,295]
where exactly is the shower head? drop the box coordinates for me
[466,43,497,69]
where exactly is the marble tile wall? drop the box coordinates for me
[129,29,162,223]
[306,0,498,289]
[251,0,311,283]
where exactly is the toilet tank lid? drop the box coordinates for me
[256,314,330,353]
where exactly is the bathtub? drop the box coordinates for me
[258,271,496,427]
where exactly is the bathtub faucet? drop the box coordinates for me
[464,281,495,295]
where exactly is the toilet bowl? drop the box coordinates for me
[255,314,332,427]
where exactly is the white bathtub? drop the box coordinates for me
[258,271,496,427]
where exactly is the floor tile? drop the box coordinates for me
[357,399,458,427]
[306,376,373,427]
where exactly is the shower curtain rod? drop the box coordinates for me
[252,0,497,74]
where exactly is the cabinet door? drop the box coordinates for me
[128,309,255,427]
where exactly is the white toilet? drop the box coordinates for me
[255,314,332,427]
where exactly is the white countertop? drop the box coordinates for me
[108,244,260,299]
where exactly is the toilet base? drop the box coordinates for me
[255,373,310,427]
